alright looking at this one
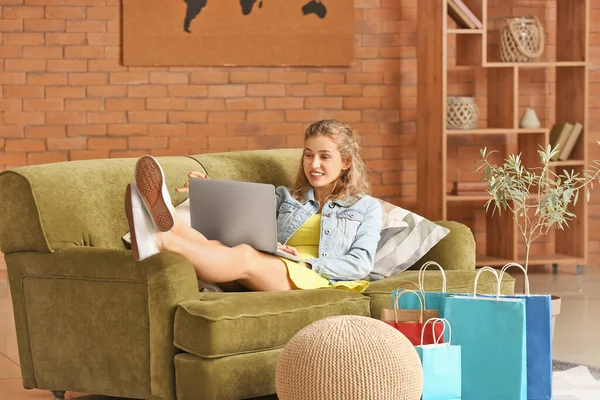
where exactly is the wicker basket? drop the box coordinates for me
[447,97,478,129]
[500,16,545,63]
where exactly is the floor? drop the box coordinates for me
[0,255,598,399]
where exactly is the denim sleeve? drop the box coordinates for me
[275,186,287,218]
[306,199,382,282]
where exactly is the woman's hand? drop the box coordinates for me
[176,171,209,193]
[277,242,299,257]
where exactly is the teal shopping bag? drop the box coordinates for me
[394,261,448,317]
[444,267,527,400]
[416,318,461,400]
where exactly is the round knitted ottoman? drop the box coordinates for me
[276,315,423,400]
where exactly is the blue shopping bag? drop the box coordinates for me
[416,318,461,400]
[444,267,527,400]
[394,261,448,317]
[499,263,552,400]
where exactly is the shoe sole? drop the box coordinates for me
[125,184,141,262]
[135,155,174,232]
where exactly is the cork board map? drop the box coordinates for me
[123,0,354,66]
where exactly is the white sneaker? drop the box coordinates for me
[125,183,160,261]
[135,155,175,232]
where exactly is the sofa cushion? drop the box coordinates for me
[174,289,370,358]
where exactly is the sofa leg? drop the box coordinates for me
[51,390,65,399]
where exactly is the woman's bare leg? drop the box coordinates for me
[157,232,293,291]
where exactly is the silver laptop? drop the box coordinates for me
[189,178,303,262]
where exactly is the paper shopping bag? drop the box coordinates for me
[443,267,527,400]
[380,290,442,345]
[395,261,448,317]
[499,263,552,400]
[416,318,461,400]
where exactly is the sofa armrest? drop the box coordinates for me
[411,221,476,271]
[6,245,198,400]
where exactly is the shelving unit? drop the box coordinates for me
[417,0,589,269]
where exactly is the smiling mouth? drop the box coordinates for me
[310,172,324,178]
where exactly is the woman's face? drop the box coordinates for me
[303,136,350,191]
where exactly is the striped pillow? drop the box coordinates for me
[368,199,450,281]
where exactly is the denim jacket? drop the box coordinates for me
[275,186,382,282]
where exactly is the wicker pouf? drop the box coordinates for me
[276,315,423,400]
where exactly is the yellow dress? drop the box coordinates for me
[280,214,370,293]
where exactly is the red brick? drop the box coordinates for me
[45,86,85,99]
[104,46,120,59]
[149,72,189,85]
[147,98,187,110]
[247,111,285,123]
[106,19,119,32]
[28,152,69,165]
[5,59,46,71]
[107,124,148,136]
[186,98,225,110]
[106,98,145,111]
[148,124,187,136]
[86,6,120,19]
[185,124,225,137]
[285,110,324,122]
[227,123,265,136]
[230,71,268,83]
[265,97,303,109]
[88,59,125,72]
[0,99,23,111]
[3,6,44,19]
[189,71,228,84]
[27,73,68,85]
[0,153,27,165]
[167,85,208,97]
[265,123,304,135]
[24,19,65,31]
[307,73,345,84]
[167,111,207,124]
[328,110,362,122]
[67,124,107,137]
[4,33,44,45]
[208,85,246,98]
[46,111,86,124]
[286,85,324,96]
[22,46,63,58]
[0,72,26,84]
[65,46,105,59]
[25,0,65,5]
[25,126,66,138]
[208,136,248,150]
[65,99,104,111]
[169,137,208,151]
[128,136,169,149]
[346,72,384,83]
[66,20,106,33]
[86,33,119,46]
[305,97,343,109]
[0,19,23,32]
[45,32,86,45]
[108,72,148,85]
[226,98,264,110]
[3,111,44,125]
[128,111,167,124]
[89,137,127,150]
[207,111,246,123]
[87,111,126,124]
[6,139,46,152]
[47,137,87,150]
[268,71,307,83]
[1,125,25,138]
[128,85,167,98]
[87,85,127,98]
[248,135,286,149]
[68,72,107,85]
[363,109,400,122]
[23,99,64,111]
[45,6,85,19]
[69,150,110,160]
[0,45,23,58]
[248,84,285,97]
[325,85,363,96]
[0,139,4,150]
[343,97,381,109]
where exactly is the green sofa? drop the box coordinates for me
[0,149,515,400]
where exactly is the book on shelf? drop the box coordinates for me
[447,0,482,29]
[558,122,583,161]
[549,122,574,161]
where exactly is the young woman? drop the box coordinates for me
[125,119,382,292]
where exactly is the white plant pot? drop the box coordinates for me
[551,295,562,341]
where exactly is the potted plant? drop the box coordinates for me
[475,144,600,338]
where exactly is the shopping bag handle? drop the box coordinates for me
[393,289,425,323]
[392,282,426,309]
[473,266,500,298]
[497,262,530,296]
[418,261,447,293]
[421,318,452,346]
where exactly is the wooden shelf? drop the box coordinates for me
[475,253,584,267]
[446,128,514,135]
[447,29,484,34]
[549,160,586,167]
[447,194,490,202]
[484,61,587,68]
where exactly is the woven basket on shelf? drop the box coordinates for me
[500,16,545,63]
[447,97,478,129]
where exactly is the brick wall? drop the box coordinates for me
[0,0,599,265]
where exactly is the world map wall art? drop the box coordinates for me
[123,0,354,66]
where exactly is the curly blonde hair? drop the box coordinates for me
[291,119,371,202]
